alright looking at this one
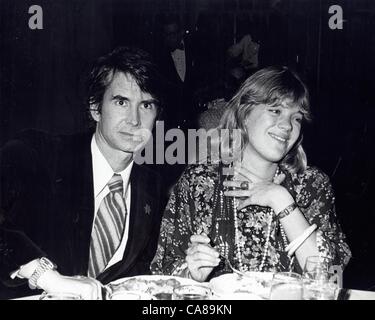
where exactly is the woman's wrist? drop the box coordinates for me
[271,188,295,214]
[276,202,298,220]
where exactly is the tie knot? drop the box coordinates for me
[108,174,123,193]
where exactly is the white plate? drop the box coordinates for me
[209,272,274,300]
[106,275,205,300]
[108,275,199,287]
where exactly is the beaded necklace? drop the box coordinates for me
[232,166,280,272]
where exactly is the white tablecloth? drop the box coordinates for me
[12,288,375,300]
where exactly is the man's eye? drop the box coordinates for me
[115,100,127,106]
[143,102,155,110]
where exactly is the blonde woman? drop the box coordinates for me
[151,66,351,282]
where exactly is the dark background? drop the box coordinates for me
[1,0,375,290]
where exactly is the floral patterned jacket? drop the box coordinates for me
[151,163,351,279]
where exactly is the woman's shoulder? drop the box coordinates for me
[284,166,335,207]
[288,165,332,190]
[298,166,330,181]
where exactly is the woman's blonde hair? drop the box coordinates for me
[219,66,311,174]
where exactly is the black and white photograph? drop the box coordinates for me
[1,0,375,303]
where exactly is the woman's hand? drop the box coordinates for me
[185,234,220,282]
[223,166,294,213]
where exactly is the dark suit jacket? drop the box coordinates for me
[155,36,198,128]
[0,130,165,298]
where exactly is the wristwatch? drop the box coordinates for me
[28,257,57,290]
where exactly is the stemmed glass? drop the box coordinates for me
[302,256,338,300]
[269,272,303,300]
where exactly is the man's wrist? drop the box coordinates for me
[28,257,57,289]
[36,269,61,292]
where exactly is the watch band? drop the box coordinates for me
[277,202,298,220]
[28,257,57,290]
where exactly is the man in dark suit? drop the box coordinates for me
[0,47,166,299]
[155,14,197,130]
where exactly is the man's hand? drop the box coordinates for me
[13,258,103,299]
[38,271,103,300]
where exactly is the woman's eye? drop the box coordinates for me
[269,109,280,115]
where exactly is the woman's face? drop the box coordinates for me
[243,99,303,165]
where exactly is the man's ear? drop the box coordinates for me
[90,104,100,122]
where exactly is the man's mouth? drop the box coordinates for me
[120,132,143,141]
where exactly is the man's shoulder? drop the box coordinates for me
[4,129,93,149]
[1,129,94,167]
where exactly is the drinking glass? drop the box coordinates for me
[302,277,337,300]
[302,256,338,300]
[269,272,303,300]
[172,285,212,300]
[107,290,144,300]
[303,256,333,276]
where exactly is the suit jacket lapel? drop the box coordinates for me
[67,133,95,275]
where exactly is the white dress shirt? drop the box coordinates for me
[91,135,133,272]
[171,40,186,82]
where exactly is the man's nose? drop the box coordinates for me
[127,105,140,126]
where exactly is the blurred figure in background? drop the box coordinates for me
[154,14,197,130]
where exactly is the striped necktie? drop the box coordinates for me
[88,173,127,278]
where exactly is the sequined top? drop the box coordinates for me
[151,163,351,278]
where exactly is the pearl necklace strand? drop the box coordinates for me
[233,166,280,272]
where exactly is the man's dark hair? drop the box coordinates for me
[87,46,165,118]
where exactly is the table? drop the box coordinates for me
[340,289,375,300]
[13,288,375,300]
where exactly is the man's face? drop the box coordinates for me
[90,72,158,161]
[163,23,183,51]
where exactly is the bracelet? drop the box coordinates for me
[285,224,318,257]
[28,257,57,290]
[276,202,297,220]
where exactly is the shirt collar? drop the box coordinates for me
[172,39,185,53]
[91,135,134,197]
